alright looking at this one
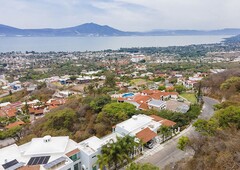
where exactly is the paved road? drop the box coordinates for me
[138,96,219,169]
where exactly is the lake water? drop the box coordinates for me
[0,35,231,52]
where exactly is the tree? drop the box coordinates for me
[23,101,29,114]
[69,75,78,81]
[177,136,190,151]
[158,85,166,91]
[97,102,136,125]
[126,163,159,170]
[98,136,138,170]
[89,95,111,113]
[158,125,172,142]
[193,119,218,136]
[104,72,116,88]
[174,85,186,94]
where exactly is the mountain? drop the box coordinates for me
[144,28,240,36]
[1,23,240,37]
[0,23,134,37]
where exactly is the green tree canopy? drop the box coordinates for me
[89,95,111,113]
[177,136,190,151]
[97,102,136,125]
[104,71,116,88]
[126,163,159,170]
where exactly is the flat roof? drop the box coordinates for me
[148,99,166,107]
[78,136,103,155]
[23,136,69,156]
[116,114,153,134]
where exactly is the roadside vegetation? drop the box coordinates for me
[173,69,240,170]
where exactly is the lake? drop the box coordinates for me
[0,35,231,52]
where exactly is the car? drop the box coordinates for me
[144,139,154,149]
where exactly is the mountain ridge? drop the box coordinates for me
[1,23,240,37]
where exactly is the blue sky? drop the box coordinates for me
[0,0,240,31]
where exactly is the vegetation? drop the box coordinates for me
[97,135,139,170]
[158,125,172,142]
[148,104,201,128]
[126,162,159,170]
[0,90,28,103]
[97,102,137,125]
[177,136,190,151]
[179,93,197,104]
[173,72,240,170]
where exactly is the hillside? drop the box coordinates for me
[0,23,133,37]
[165,69,240,170]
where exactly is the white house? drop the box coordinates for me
[0,136,81,170]
[0,115,176,170]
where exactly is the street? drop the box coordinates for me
[137,96,219,169]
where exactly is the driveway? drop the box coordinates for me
[137,96,219,169]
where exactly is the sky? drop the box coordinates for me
[0,0,240,31]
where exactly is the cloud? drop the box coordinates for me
[0,0,240,31]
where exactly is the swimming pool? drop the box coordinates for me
[122,93,134,98]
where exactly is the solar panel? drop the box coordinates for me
[27,156,50,165]
[32,157,40,165]
[2,159,18,169]
[43,157,66,169]
[43,156,50,164]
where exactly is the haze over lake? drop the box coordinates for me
[0,35,231,52]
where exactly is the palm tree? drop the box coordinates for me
[158,125,172,142]
[98,136,138,170]
[97,153,109,170]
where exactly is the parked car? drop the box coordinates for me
[144,139,154,149]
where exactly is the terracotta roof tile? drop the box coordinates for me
[133,95,151,104]
[19,165,40,170]
[5,120,25,129]
[150,115,176,127]
[150,115,165,122]
[161,119,177,127]
[66,148,80,157]
[139,103,149,110]
[136,127,157,143]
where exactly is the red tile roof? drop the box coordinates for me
[66,148,80,157]
[5,120,25,129]
[5,108,17,117]
[150,115,165,122]
[133,95,151,104]
[150,115,176,127]
[136,127,157,143]
[139,103,149,110]
[161,119,176,127]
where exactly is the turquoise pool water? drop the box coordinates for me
[122,93,134,98]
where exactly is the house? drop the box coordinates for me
[118,90,178,111]
[5,120,25,129]
[53,91,73,98]
[0,114,177,170]
[26,84,37,92]
[46,99,67,110]
[0,136,81,170]
[166,100,190,113]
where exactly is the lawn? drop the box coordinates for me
[180,93,197,104]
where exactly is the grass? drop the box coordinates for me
[130,79,153,86]
[180,93,197,104]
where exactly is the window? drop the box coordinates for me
[92,166,97,170]
[74,163,79,170]
[70,154,80,161]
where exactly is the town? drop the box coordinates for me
[0,43,240,170]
